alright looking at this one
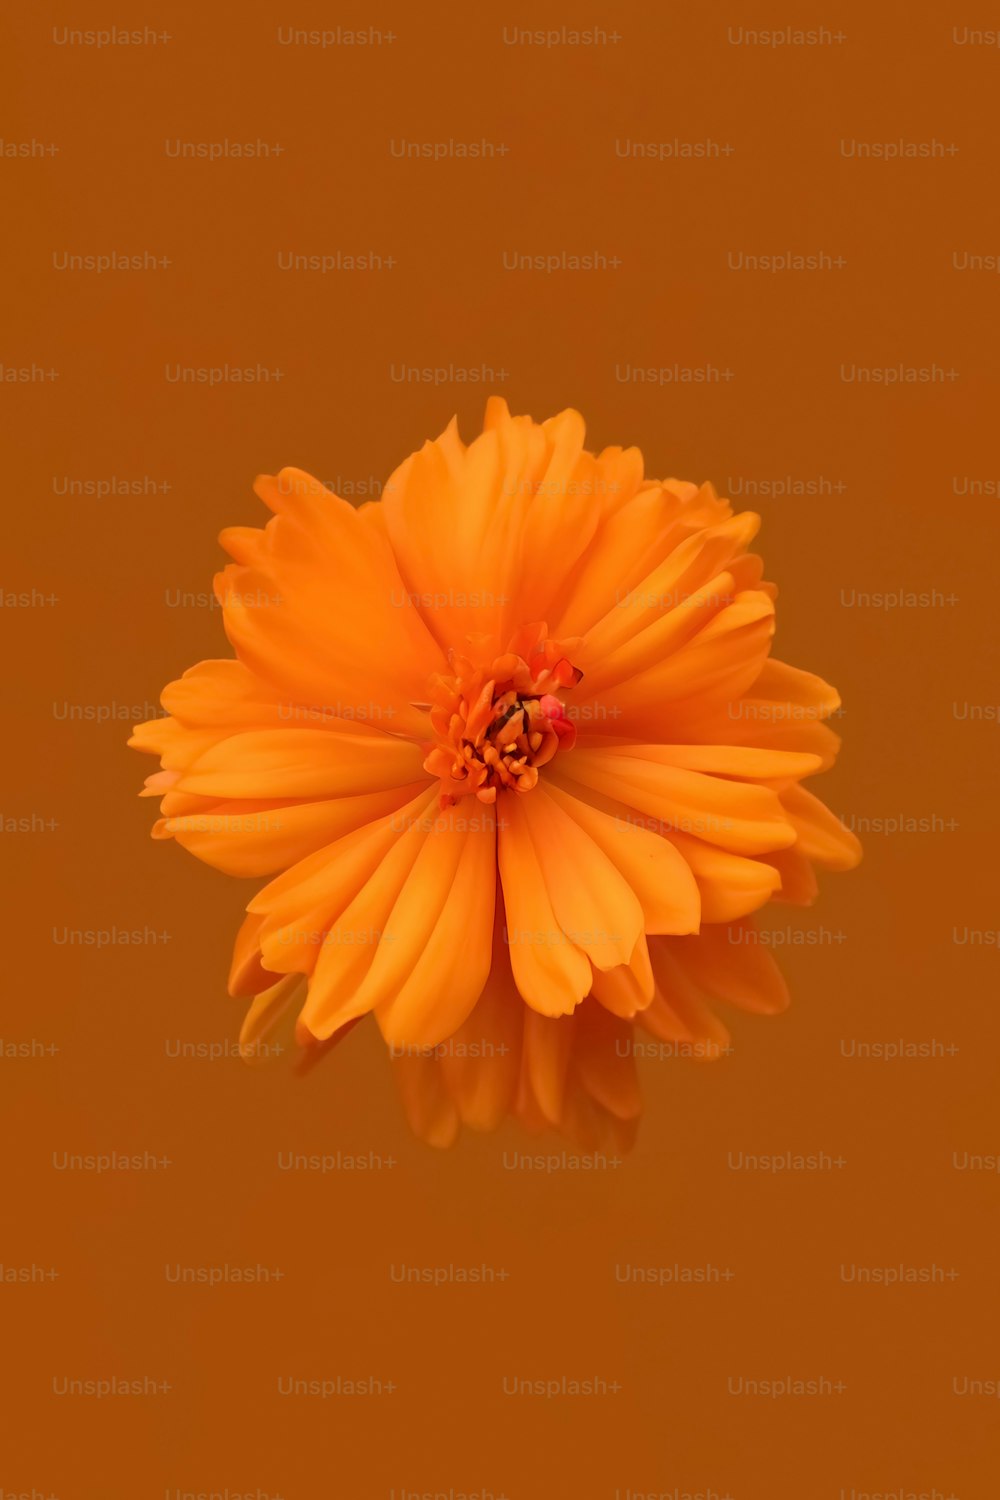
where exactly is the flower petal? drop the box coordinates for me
[572,591,777,740]
[497,795,592,1016]
[588,934,655,1018]
[552,483,736,639]
[780,783,863,870]
[574,1003,642,1120]
[675,922,790,1016]
[175,728,426,800]
[251,786,439,975]
[514,786,645,971]
[237,974,305,1059]
[542,776,701,934]
[435,955,523,1131]
[392,1054,461,1148]
[558,747,798,856]
[667,832,783,922]
[298,805,497,1046]
[374,812,498,1048]
[633,744,823,781]
[577,513,760,666]
[380,403,603,653]
[645,938,734,1053]
[215,469,446,736]
[164,785,429,877]
[520,1007,575,1125]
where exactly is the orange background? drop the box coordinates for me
[4,3,999,1497]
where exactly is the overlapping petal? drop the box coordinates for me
[131,401,859,1145]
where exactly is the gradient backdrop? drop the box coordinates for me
[4,3,999,1498]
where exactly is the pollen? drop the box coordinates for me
[422,622,583,806]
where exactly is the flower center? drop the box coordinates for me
[423,624,582,805]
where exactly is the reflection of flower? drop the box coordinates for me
[131,401,859,1107]
[390,920,790,1150]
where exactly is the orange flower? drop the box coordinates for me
[131,400,859,1066]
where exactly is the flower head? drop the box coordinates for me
[131,400,859,1119]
